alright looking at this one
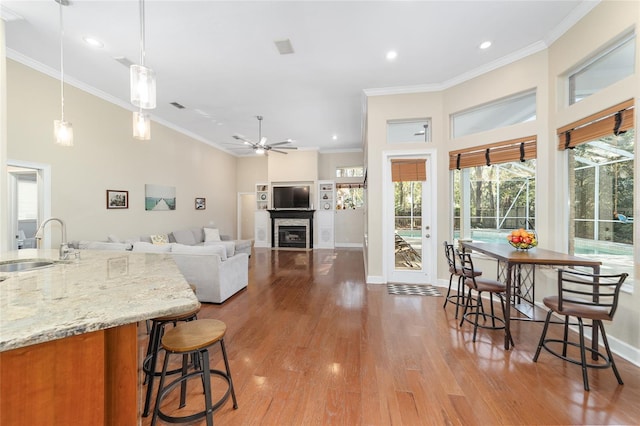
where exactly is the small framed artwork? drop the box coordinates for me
[106,190,128,209]
[195,197,206,210]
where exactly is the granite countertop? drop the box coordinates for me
[0,249,199,352]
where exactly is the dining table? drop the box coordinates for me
[460,241,602,352]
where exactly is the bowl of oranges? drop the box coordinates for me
[507,228,538,250]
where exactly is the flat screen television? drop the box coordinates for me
[273,186,310,209]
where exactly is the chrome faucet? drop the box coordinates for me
[35,217,71,260]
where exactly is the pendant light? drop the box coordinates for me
[133,109,151,140]
[130,0,156,109]
[53,0,73,146]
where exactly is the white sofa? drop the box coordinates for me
[168,244,249,304]
[74,239,249,304]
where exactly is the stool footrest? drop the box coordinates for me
[156,369,233,424]
[540,338,612,369]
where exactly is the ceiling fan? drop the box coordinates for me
[232,116,297,155]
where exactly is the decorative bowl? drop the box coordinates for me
[507,229,538,250]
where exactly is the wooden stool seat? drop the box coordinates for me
[151,319,238,426]
[162,318,226,352]
[153,305,201,322]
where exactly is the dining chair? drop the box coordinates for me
[457,250,514,345]
[442,241,481,318]
[533,268,627,391]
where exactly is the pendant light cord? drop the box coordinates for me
[139,0,146,67]
[59,0,65,122]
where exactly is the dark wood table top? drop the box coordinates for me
[461,242,602,268]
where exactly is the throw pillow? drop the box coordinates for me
[107,234,121,243]
[150,234,169,245]
[204,227,221,242]
[172,229,197,246]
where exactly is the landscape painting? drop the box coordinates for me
[145,184,176,211]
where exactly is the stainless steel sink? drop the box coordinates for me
[0,260,55,273]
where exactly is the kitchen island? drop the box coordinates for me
[0,249,200,425]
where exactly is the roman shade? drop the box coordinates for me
[391,159,426,182]
[557,99,635,150]
[448,136,537,170]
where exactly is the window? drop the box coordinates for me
[336,166,364,178]
[387,119,431,143]
[336,183,364,209]
[559,101,635,279]
[451,90,536,138]
[569,32,636,105]
[451,137,537,242]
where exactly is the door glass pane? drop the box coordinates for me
[394,181,422,270]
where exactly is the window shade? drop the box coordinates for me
[391,159,426,182]
[336,183,364,189]
[448,136,537,170]
[557,99,635,150]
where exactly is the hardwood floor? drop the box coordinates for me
[140,248,640,425]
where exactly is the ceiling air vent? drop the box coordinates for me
[170,102,186,109]
[274,39,294,55]
[114,56,135,68]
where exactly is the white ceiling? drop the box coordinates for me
[2,0,597,155]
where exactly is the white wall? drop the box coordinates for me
[0,21,8,253]
[6,60,238,244]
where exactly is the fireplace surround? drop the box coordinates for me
[268,210,315,249]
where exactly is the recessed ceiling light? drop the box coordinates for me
[83,36,104,48]
[386,50,398,61]
[480,41,492,50]
[332,134,338,140]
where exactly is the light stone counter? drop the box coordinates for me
[0,248,199,352]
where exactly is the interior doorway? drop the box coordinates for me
[6,161,51,250]
[237,192,255,241]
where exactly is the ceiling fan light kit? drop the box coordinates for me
[232,116,297,155]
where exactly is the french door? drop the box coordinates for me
[385,153,435,284]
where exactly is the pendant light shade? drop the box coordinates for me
[54,120,74,146]
[130,64,156,109]
[130,0,156,110]
[133,110,151,140]
[54,0,73,146]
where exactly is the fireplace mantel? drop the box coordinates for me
[268,210,315,248]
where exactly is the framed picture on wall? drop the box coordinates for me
[195,197,206,210]
[106,190,128,209]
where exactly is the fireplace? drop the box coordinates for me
[278,226,307,248]
[268,210,315,249]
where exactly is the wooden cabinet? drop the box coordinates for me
[316,181,335,248]
[0,324,138,425]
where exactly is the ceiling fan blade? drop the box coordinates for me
[274,146,297,150]
[233,134,255,144]
[271,149,289,154]
[269,141,293,147]
[259,136,267,146]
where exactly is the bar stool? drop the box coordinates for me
[442,241,482,318]
[142,305,201,417]
[152,319,238,426]
[457,250,514,346]
[533,269,627,391]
